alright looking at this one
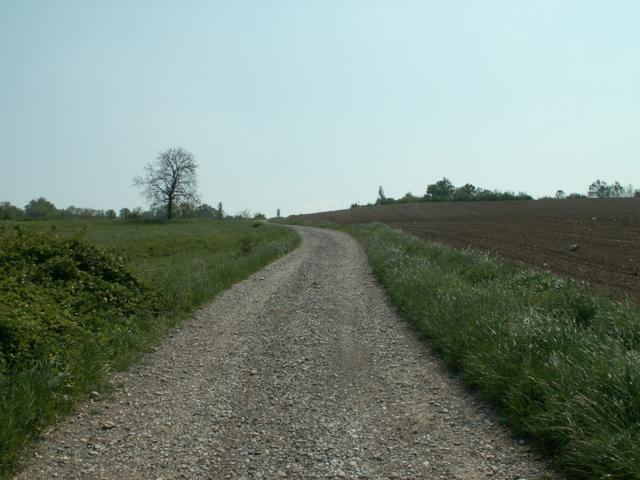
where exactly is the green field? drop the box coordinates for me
[335,223,640,480]
[0,219,300,478]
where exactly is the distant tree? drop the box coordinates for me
[253,212,266,220]
[0,201,24,220]
[517,191,533,200]
[176,202,195,218]
[426,178,455,200]
[474,188,499,201]
[555,189,566,200]
[61,205,104,219]
[134,147,199,220]
[130,207,145,219]
[366,178,532,206]
[24,197,59,220]
[400,192,419,203]
[452,183,478,201]
[588,179,611,198]
[218,202,224,219]
[195,203,217,219]
[625,184,637,197]
[375,186,387,205]
[566,193,587,199]
[611,181,625,197]
[105,209,117,219]
[119,208,132,219]
[588,179,636,198]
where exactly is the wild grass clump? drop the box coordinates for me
[0,220,299,478]
[344,223,640,480]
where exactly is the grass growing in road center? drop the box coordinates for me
[0,219,299,478]
[341,223,640,480]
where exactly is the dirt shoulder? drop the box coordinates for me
[16,227,560,479]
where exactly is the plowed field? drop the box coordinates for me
[290,198,640,304]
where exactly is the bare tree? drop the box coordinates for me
[134,147,199,219]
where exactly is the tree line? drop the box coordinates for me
[0,198,117,221]
[543,179,639,200]
[0,198,232,221]
[0,198,270,222]
[357,177,639,208]
[360,178,532,208]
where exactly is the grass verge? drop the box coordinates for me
[338,222,639,480]
[0,219,299,478]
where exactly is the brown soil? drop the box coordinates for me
[290,198,640,304]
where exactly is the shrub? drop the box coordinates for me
[0,230,162,474]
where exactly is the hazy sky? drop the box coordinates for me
[1,1,639,216]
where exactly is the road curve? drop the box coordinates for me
[17,227,560,480]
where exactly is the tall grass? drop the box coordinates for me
[342,223,640,480]
[0,219,299,478]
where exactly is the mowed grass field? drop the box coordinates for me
[0,219,300,478]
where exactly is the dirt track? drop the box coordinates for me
[17,227,558,480]
[291,198,640,304]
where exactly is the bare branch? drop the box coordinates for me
[133,147,199,219]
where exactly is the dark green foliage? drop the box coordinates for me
[1,199,121,221]
[399,192,420,203]
[195,203,223,219]
[373,179,532,206]
[0,230,161,474]
[452,183,478,201]
[0,230,159,366]
[60,206,111,219]
[0,203,24,221]
[1,196,234,222]
[23,198,60,220]
[426,177,456,199]
[343,223,640,480]
[587,179,636,198]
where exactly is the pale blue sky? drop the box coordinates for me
[1,1,638,216]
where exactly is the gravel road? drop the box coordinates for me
[17,227,561,480]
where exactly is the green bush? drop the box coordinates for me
[0,230,162,475]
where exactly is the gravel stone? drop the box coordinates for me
[15,227,562,479]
